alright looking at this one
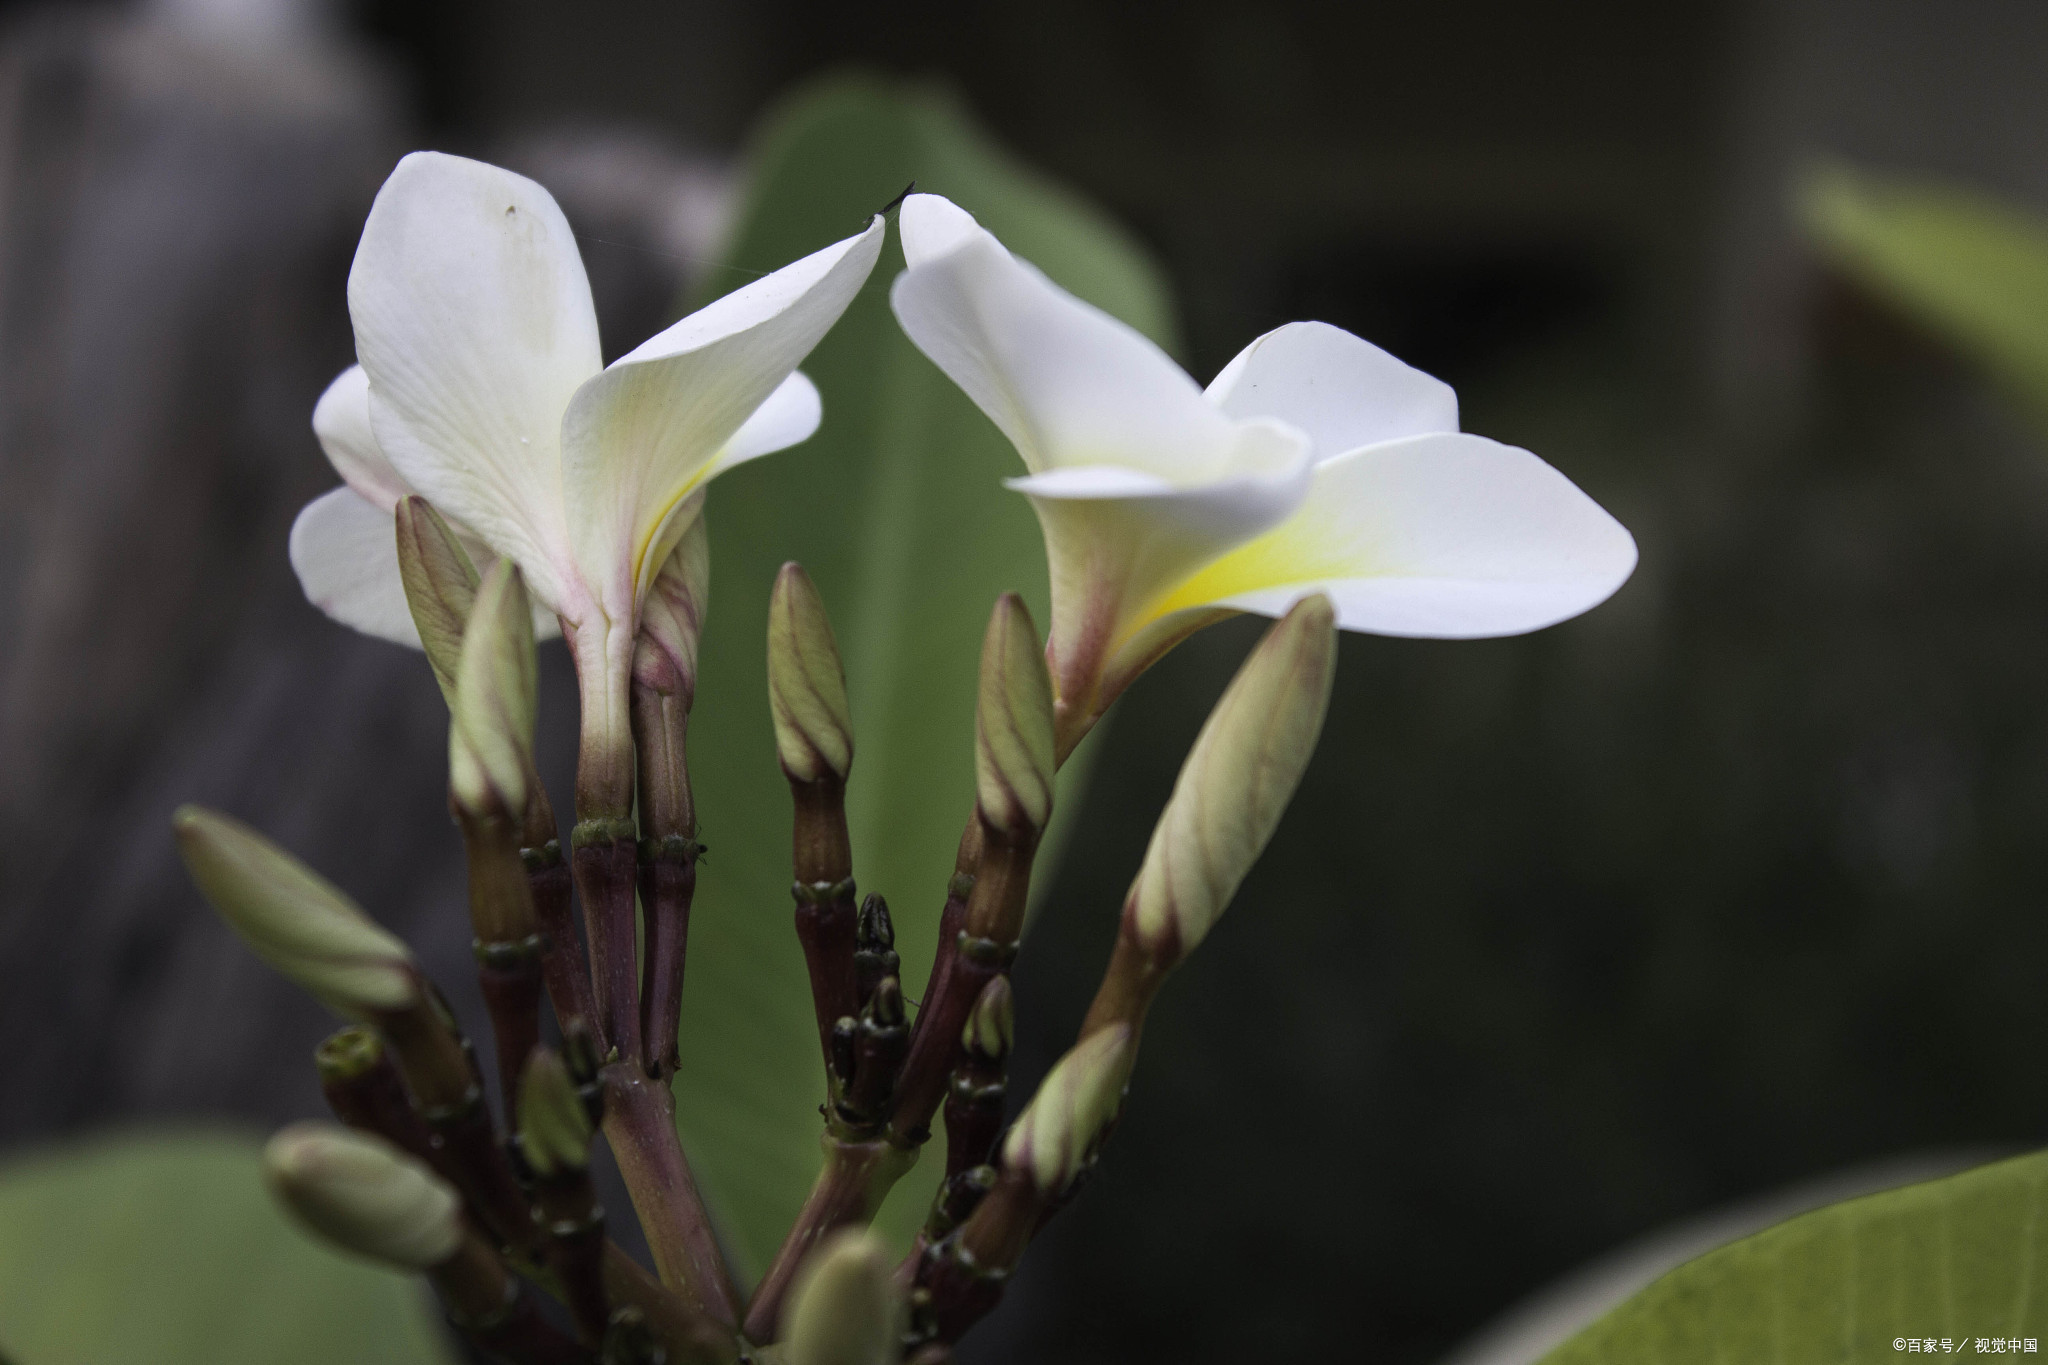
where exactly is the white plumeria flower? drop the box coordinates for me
[889,193,1637,754]
[290,151,884,811]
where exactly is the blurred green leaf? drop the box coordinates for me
[674,73,1177,1279]
[1803,166,2048,420]
[0,1130,453,1365]
[1541,1148,2048,1363]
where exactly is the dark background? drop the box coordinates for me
[6,1,2048,1362]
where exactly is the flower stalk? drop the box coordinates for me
[601,1062,742,1328]
[449,559,548,1109]
[519,1048,611,1345]
[746,594,1054,1344]
[888,595,1052,1148]
[575,817,642,1067]
[314,1026,440,1175]
[943,976,1013,1181]
[769,562,862,1073]
[911,598,1337,1345]
[632,508,709,1080]
[395,495,590,1045]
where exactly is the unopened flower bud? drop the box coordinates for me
[174,806,418,1018]
[768,562,854,784]
[394,495,480,708]
[962,975,1013,1062]
[1129,594,1335,960]
[632,495,710,707]
[449,560,539,821]
[973,594,1054,839]
[782,1229,901,1365]
[264,1122,462,1270]
[853,893,899,1004]
[1002,1024,1135,1196]
[518,1047,593,1177]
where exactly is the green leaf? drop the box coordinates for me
[673,73,1177,1280]
[0,1129,453,1365]
[1541,1148,2048,1363]
[1802,166,2048,421]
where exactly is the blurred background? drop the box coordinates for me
[6,0,2048,1361]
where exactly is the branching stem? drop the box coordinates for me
[599,1062,740,1328]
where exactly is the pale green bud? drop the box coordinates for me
[173,806,417,1017]
[632,496,710,707]
[782,1229,901,1365]
[517,1047,592,1177]
[962,975,1014,1062]
[449,560,538,821]
[1129,594,1335,959]
[394,495,480,709]
[973,593,1054,839]
[264,1122,462,1270]
[1002,1024,1135,1196]
[768,562,853,784]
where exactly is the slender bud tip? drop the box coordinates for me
[174,805,418,1019]
[962,975,1014,1061]
[264,1122,462,1270]
[767,562,854,785]
[855,893,895,951]
[974,593,1055,839]
[782,1228,902,1364]
[518,1047,594,1177]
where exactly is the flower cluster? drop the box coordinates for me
[180,150,1635,1363]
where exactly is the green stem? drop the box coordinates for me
[599,1063,740,1328]
[740,1134,915,1343]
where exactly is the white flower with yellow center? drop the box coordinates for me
[890,193,1636,753]
[290,151,883,810]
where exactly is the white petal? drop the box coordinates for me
[348,151,602,617]
[312,366,411,512]
[289,487,419,648]
[1205,321,1459,460]
[899,192,984,266]
[560,218,884,615]
[1008,417,1312,708]
[1153,433,1638,638]
[891,201,1240,482]
[714,369,821,472]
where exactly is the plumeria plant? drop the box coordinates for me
[174,149,1632,1365]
